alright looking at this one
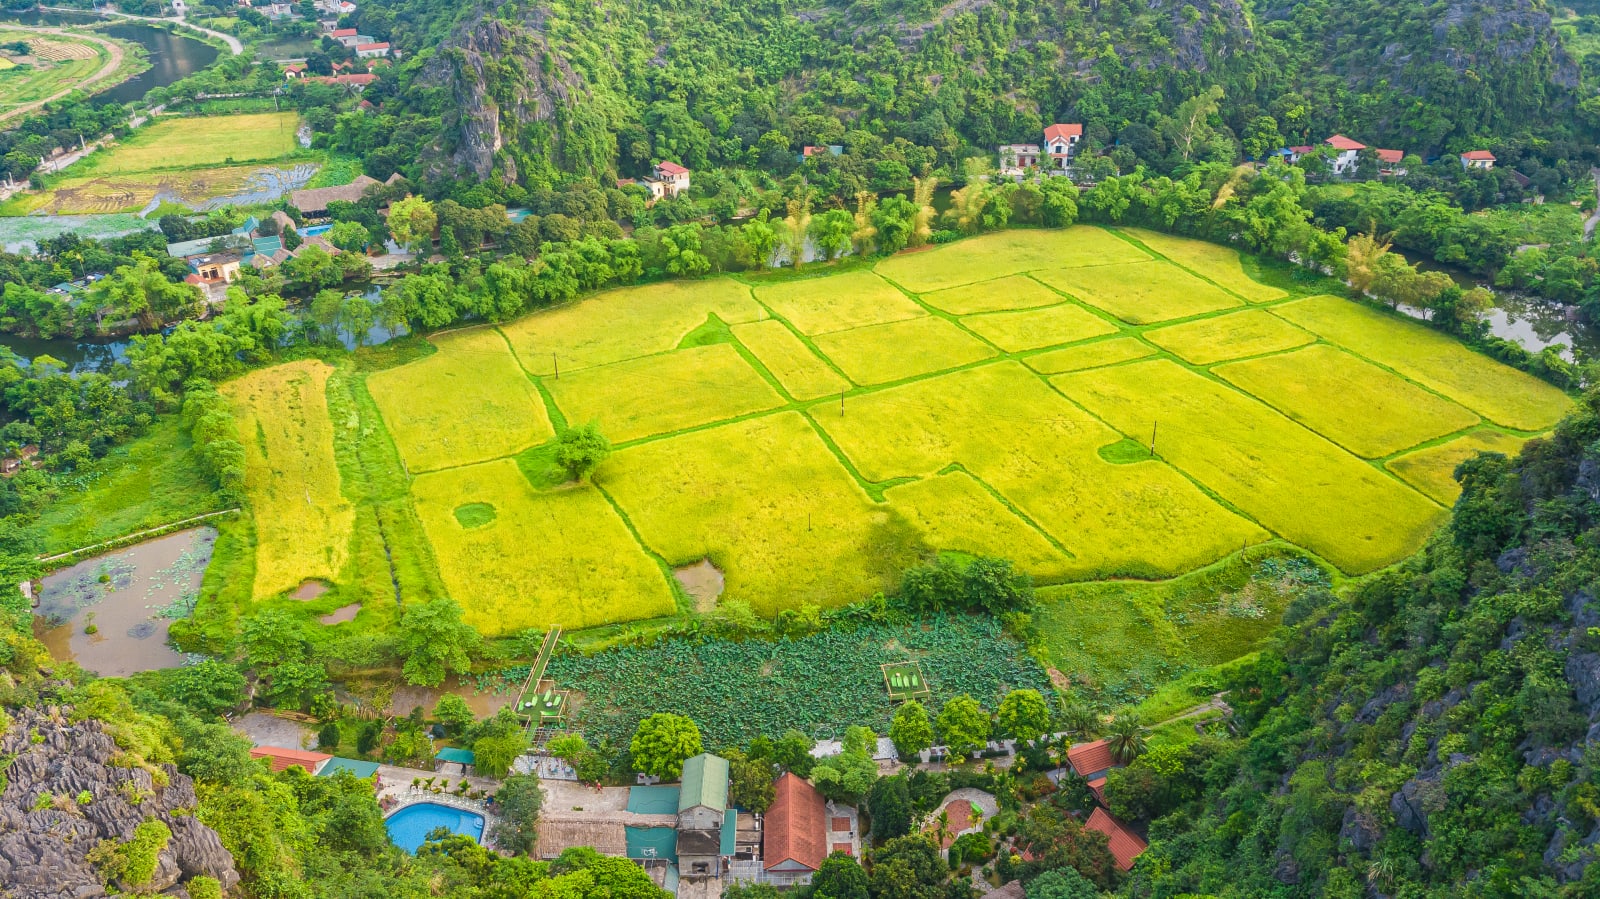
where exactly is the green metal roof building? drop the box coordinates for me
[676,753,731,877]
[678,753,729,814]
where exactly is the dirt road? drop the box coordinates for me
[0,26,127,126]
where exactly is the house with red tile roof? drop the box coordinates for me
[356,42,390,58]
[1067,739,1119,805]
[764,773,827,878]
[1043,123,1083,171]
[1374,148,1407,177]
[1084,807,1147,872]
[641,160,690,203]
[1461,150,1496,170]
[249,746,332,774]
[1324,134,1366,176]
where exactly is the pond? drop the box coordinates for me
[33,526,215,677]
[0,10,219,106]
[0,332,131,373]
[384,802,485,854]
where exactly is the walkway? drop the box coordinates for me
[39,6,244,55]
[0,25,127,125]
[1148,693,1233,730]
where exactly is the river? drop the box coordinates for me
[0,9,218,104]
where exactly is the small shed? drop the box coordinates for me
[319,757,380,780]
[435,747,476,775]
[250,746,331,775]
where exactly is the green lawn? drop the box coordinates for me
[31,417,224,555]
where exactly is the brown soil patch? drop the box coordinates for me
[674,558,725,612]
[318,603,359,625]
[293,579,330,600]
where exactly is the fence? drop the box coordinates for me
[387,788,493,818]
[726,860,813,887]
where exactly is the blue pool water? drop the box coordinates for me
[301,224,333,236]
[385,802,486,853]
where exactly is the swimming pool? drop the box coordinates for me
[301,224,333,237]
[384,802,486,853]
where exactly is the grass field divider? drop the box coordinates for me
[1105,228,1262,305]
[1028,363,1270,531]
[872,269,1014,355]
[588,478,689,612]
[37,508,240,569]
[934,461,1077,561]
[1116,338,1454,502]
[796,409,920,502]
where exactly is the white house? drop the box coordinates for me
[1324,134,1365,176]
[355,42,390,58]
[1461,150,1496,170]
[641,160,690,202]
[1043,123,1082,171]
[998,143,1041,176]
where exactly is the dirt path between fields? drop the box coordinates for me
[0,26,127,126]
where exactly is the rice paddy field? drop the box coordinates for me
[0,29,111,110]
[216,225,1571,660]
[2,112,312,215]
[222,361,355,599]
[85,112,301,174]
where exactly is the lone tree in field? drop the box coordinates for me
[556,422,611,482]
[630,712,703,779]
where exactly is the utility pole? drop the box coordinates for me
[839,391,844,416]
[552,354,559,379]
[1148,420,1158,457]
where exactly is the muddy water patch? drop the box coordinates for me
[33,527,215,677]
[293,579,330,600]
[674,558,725,612]
[319,603,360,625]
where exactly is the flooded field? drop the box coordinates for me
[33,527,214,676]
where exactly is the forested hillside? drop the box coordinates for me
[340,0,1590,191]
[1120,391,1600,896]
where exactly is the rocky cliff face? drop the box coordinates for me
[417,7,590,184]
[0,707,239,899]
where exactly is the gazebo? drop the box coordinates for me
[434,747,476,776]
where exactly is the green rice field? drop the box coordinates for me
[212,225,1569,646]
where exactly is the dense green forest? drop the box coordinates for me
[1112,391,1600,897]
[324,0,1593,193]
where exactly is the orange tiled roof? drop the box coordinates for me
[249,746,331,774]
[1067,739,1115,778]
[764,773,827,872]
[1085,807,1147,872]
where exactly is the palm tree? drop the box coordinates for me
[1106,716,1146,765]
